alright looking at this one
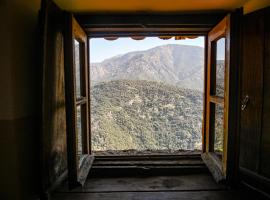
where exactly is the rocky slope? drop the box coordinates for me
[90,44,204,91]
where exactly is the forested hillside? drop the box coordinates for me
[91,80,203,151]
[89,44,224,153]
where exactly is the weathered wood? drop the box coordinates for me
[86,28,209,37]
[207,16,227,41]
[204,15,230,181]
[226,9,243,186]
[89,154,207,176]
[202,153,224,183]
[78,155,95,186]
[90,166,209,179]
[93,159,204,166]
[77,13,227,27]
[51,189,265,200]
[94,153,201,160]
[56,174,226,193]
[75,13,226,37]
[209,96,224,105]
[71,15,90,156]
[40,0,67,192]
[261,7,270,178]
[64,13,91,189]
[202,36,208,153]
[240,167,270,194]
[64,12,78,188]
[239,7,270,196]
[240,9,264,173]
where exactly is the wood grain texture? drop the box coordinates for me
[92,159,204,166]
[76,13,226,37]
[209,96,224,105]
[78,155,95,185]
[204,15,230,181]
[64,12,78,188]
[40,0,67,191]
[64,13,91,189]
[239,7,270,196]
[225,9,242,185]
[56,174,226,193]
[202,153,224,183]
[260,7,270,178]
[240,10,264,172]
[51,190,266,200]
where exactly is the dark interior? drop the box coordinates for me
[1,0,270,200]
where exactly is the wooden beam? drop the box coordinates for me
[75,13,226,37]
[94,154,201,160]
[209,96,225,105]
[76,13,226,27]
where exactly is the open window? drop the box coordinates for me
[40,0,241,191]
[64,14,93,188]
[63,15,236,186]
[89,36,205,155]
[202,15,231,182]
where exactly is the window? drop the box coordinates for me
[203,15,230,181]
[209,37,226,159]
[90,37,205,155]
[74,38,89,163]
[65,15,91,187]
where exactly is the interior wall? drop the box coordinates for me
[243,0,270,14]
[0,0,41,199]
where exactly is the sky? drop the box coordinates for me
[90,36,205,63]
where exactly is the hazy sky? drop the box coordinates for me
[90,36,205,63]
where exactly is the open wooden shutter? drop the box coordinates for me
[239,7,270,193]
[39,0,67,197]
[202,10,242,184]
[202,15,230,182]
[64,14,93,188]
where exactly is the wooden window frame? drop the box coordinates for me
[64,11,241,187]
[64,14,93,189]
[202,16,230,182]
[73,22,90,156]
[88,34,208,155]
[77,13,227,156]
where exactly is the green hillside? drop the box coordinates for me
[90,80,203,151]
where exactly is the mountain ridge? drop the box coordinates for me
[90,44,204,90]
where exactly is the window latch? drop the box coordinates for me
[241,95,249,111]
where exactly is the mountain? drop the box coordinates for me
[87,44,225,153]
[90,44,204,91]
[91,80,203,151]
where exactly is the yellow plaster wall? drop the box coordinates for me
[244,0,270,14]
[0,0,40,200]
[54,0,248,13]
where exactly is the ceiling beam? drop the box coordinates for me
[75,13,227,37]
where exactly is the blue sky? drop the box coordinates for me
[90,36,205,63]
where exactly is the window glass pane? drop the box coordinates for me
[215,38,225,97]
[74,39,81,99]
[77,105,83,160]
[213,103,224,159]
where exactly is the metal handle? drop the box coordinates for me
[241,95,250,111]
